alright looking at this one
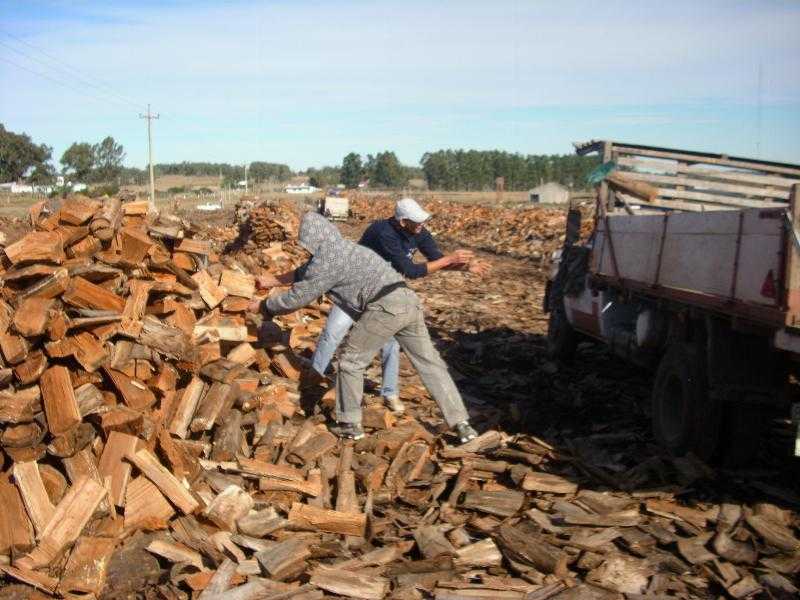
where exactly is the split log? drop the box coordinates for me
[494,522,568,577]
[193,270,227,309]
[17,476,107,569]
[4,231,64,265]
[124,476,175,531]
[12,461,56,537]
[147,539,204,570]
[98,430,141,507]
[125,447,200,514]
[414,526,457,559]
[310,567,389,600]
[40,365,82,435]
[63,276,125,313]
[204,485,254,531]
[169,376,207,439]
[90,197,123,241]
[255,538,310,581]
[191,382,235,432]
[453,539,503,568]
[461,490,524,518]
[287,502,366,537]
[59,536,117,596]
[12,297,53,337]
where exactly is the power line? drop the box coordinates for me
[0,54,138,112]
[0,37,144,111]
[0,28,144,110]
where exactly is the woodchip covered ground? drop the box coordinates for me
[0,196,798,600]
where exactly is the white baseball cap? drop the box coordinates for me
[395,198,431,223]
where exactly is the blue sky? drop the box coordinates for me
[1,0,798,171]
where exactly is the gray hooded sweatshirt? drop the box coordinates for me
[265,212,403,317]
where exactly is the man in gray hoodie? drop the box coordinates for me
[253,212,477,443]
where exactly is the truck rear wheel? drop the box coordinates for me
[651,342,720,460]
[547,303,578,362]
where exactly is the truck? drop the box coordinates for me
[318,194,350,221]
[545,140,800,462]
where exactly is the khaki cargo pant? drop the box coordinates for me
[335,287,470,427]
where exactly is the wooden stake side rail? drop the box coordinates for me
[575,140,800,213]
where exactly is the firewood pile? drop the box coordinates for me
[349,196,592,263]
[0,196,797,599]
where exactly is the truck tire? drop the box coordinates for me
[651,342,720,460]
[547,302,578,362]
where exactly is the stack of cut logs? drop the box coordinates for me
[0,197,798,599]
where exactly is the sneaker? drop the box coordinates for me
[383,395,405,414]
[330,422,365,441]
[455,421,478,444]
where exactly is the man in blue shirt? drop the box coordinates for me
[258,198,487,414]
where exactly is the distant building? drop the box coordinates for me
[529,182,569,204]
[285,184,319,194]
[0,181,54,194]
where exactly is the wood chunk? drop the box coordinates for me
[13,350,48,385]
[289,429,337,465]
[311,567,389,600]
[255,537,310,580]
[17,476,107,569]
[123,200,151,215]
[201,358,246,383]
[193,269,227,309]
[288,502,366,537]
[259,475,322,497]
[139,315,191,359]
[169,376,207,438]
[195,315,249,342]
[20,267,70,300]
[676,533,716,564]
[58,537,115,596]
[12,461,56,538]
[520,470,578,495]
[204,484,254,531]
[645,499,708,528]
[59,197,99,225]
[0,564,58,594]
[461,490,524,517]
[63,276,125,312]
[363,404,397,430]
[745,513,800,552]
[67,234,101,258]
[414,526,456,559]
[0,389,41,423]
[125,447,200,514]
[72,332,109,371]
[121,279,151,335]
[90,197,122,240]
[0,472,35,554]
[12,297,53,337]
[175,238,211,256]
[586,555,651,595]
[191,382,234,432]
[219,269,255,298]
[98,431,141,507]
[147,539,203,570]
[104,367,156,410]
[494,522,568,576]
[4,231,64,265]
[211,408,242,462]
[227,342,256,366]
[124,476,175,531]
[40,365,82,435]
[713,531,757,565]
[453,539,503,568]
[120,227,154,264]
[0,331,29,364]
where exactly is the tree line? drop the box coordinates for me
[419,150,599,191]
[2,123,598,192]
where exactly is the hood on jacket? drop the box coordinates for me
[298,212,342,255]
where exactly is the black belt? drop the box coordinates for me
[369,281,407,304]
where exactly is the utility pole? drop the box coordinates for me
[244,163,249,194]
[139,104,159,211]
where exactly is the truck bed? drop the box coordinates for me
[593,207,786,326]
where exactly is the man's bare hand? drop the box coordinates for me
[448,249,475,265]
[256,274,282,290]
[247,298,263,314]
[468,260,491,276]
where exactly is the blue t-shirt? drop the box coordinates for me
[359,218,444,279]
